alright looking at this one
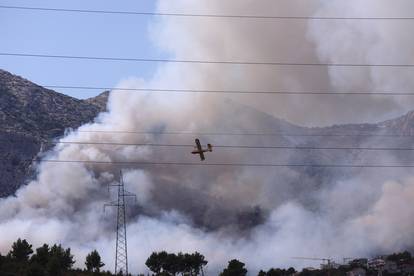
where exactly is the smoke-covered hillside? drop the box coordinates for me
[3,67,414,201]
[0,69,108,196]
[1,68,414,274]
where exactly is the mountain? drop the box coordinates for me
[0,69,107,196]
[1,68,414,198]
[85,90,109,110]
[379,110,414,135]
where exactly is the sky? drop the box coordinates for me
[11,0,414,130]
[2,0,414,126]
[0,0,160,99]
[2,1,414,274]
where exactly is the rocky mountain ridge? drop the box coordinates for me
[0,69,107,196]
[1,69,414,197]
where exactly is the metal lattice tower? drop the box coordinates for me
[105,171,136,275]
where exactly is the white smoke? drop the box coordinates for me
[307,0,414,125]
[1,0,414,275]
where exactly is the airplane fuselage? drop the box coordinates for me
[191,138,212,161]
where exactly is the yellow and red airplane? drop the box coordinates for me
[191,138,212,161]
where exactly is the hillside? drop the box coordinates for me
[2,68,414,198]
[0,69,107,196]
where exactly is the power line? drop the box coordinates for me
[12,158,414,168]
[19,84,414,96]
[1,5,414,21]
[3,126,412,138]
[42,140,414,151]
[2,52,414,67]
[74,129,413,138]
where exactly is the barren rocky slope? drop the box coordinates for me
[0,69,108,196]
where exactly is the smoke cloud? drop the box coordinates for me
[1,0,414,274]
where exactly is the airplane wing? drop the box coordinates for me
[199,151,205,161]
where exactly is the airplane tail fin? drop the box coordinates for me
[207,144,213,152]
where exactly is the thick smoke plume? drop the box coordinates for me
[1,0,414,274]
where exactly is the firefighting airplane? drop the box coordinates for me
[191,138,212,161]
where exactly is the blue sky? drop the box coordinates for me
[0,0,162,99]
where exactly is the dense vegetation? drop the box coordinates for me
[145,251,207,275]
[0,238,412,275]
[0,238,111,276]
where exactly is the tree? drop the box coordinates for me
[299,268,325,276]
[146,251,208,276]
[49,244,75,270]
[27,261,46,276]
[145,251,180,275]
[257,267,297,276]
[47,256,62,276]
[43,244,75,275]
[220,259,247,276]
[387,251,412,264]
[164,253,181,275]
[146,251,166,274]
[30,244,50,268]
[287,267,296,274]
[189,252,208,275]
[176,252,187,274]
[85,249,105,272]
[9,238,33,262]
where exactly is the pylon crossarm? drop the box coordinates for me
[103,202,121,212]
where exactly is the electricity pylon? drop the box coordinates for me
[105,170,136,275]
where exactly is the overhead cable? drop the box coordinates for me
[1,5,413,21]
[11,158,414,168]
[37,140,414,151]
[1,52,414,67]
[14,84,414,96]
